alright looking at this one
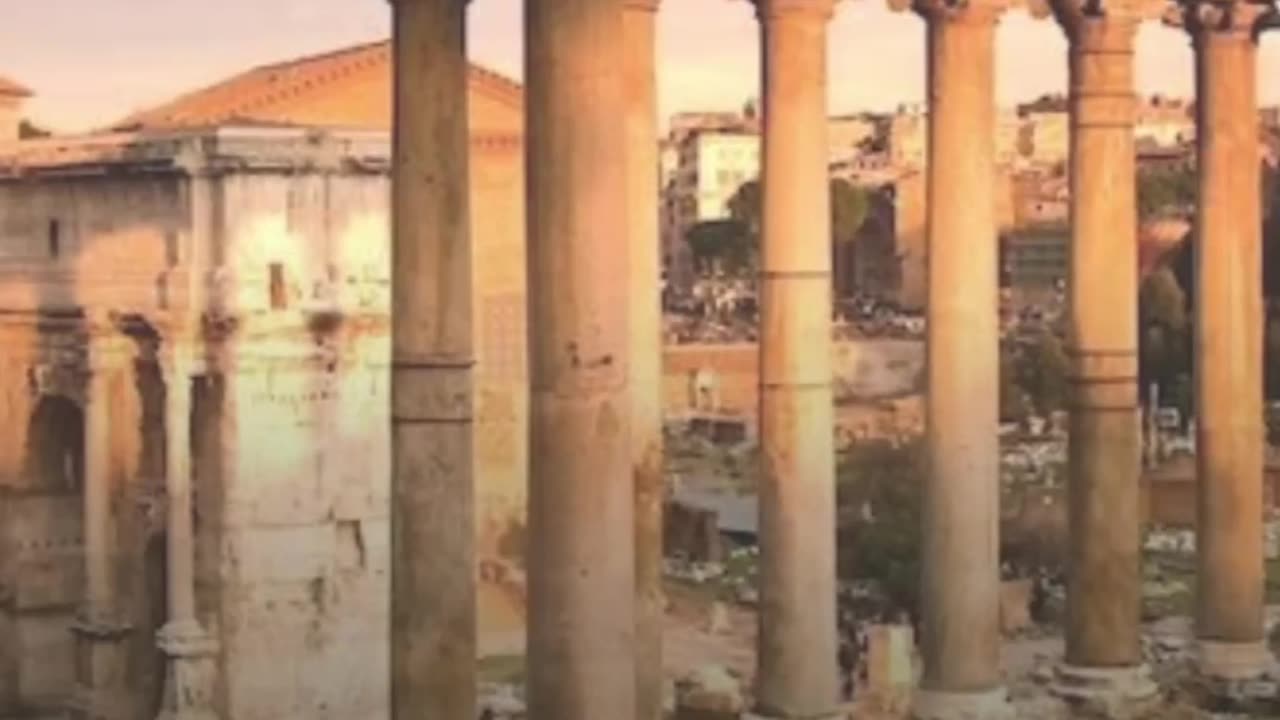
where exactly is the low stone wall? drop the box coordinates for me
[662,339,925,418]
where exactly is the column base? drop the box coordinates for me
[1197,639,1275,681]
[1051,664,1159,719]
[743,705,851,720]
[155,621,220,720]
[1194,640,1278,705]
[67,613,133,720]
[912,687,1012,720]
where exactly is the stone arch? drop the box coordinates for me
[22,394,83,491]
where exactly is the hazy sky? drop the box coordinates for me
[3,0,1278,133]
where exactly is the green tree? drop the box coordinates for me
[1000,344,1032,424]
[831,178,870,245]
[1137,166,1196,221]
[836,439,925,620]
[685,219,753,274]
[1017,329,1070,416]
[1138,266,1191,417]
[725,177,871,250]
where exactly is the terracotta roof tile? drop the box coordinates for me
[0,74,32,98]
[112,39,522,132]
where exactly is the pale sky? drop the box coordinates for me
[2,0,1278,134]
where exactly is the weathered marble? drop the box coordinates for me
[752,0,841,717]
[524,0,636,717]
[624,1,666,719]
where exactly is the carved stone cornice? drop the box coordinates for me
[753,0,837,21]
[890,0,1009,24]
[1165,0,1279,39]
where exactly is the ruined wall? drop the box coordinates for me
[0,170,189,716]
[209,169,391,720]
[0,174,185,313]
[471,139,528,565]
[663,340,925,418]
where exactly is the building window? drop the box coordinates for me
[269,262,287,310]
[48,219,60,259]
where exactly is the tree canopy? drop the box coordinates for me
[685,219,753,274]
[725,177,871,248]
[1136,166,1196,221]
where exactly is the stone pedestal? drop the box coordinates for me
[524,0,636,717]
[909,1,1009,715]
[1181,0,1271,681]
[68,614,132,720]
[624,2,665,719]
[388,0,477,717]
[752,0,840,717]
[155,620,219,720]
[1052,664,1158,719]
[912,688,1012,720]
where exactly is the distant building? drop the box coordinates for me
[0,74,32,144]
[889,105,927,170]
[828,114,878,163]
[1001,226,1070,290]
[1019,110,1069,168]
[1136,96,1195,147]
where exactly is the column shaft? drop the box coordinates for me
[1194,22,1264,648]
[1065,17,1142,669]
[525,0,636,717]
[165,357,196,625]
[84,343,114,622]
[755,2,839,716]
[623,2,665,719]
[920,7,1002,694]
[389,0,476,717]
[72,331,130,720]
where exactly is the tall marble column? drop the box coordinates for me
[1045,1,1157,710]
[1179,0,1275,682]
[752,1,840,717]
[70,328,131,720]
[155,346,218,720]
[388,0,476,717]
[907,0,1010,716]
[525,0,635,718]
[623,1,666,718]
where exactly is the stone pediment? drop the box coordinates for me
[108,40,523,137]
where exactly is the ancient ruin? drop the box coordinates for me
[0,0,1276,718]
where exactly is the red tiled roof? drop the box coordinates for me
[110,40,521,132]
[0,74,32,98]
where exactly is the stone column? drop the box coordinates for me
[1045,3,1157,710]
[1180,0,1274,682]
[909,1,1010,717]
[155,346,219,720]
[525,0,635,717]
[751,1,840,717]
[388,0,476,717]
[70,329,131,720]
[624,1,665,719]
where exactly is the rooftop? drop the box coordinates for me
[109,39,522,132]
[0,74,32,99]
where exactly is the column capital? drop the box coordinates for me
[753,0,837,21]
[1165,0,1278,39]
[1031,0,1159,37]
[893,0,1008,24]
